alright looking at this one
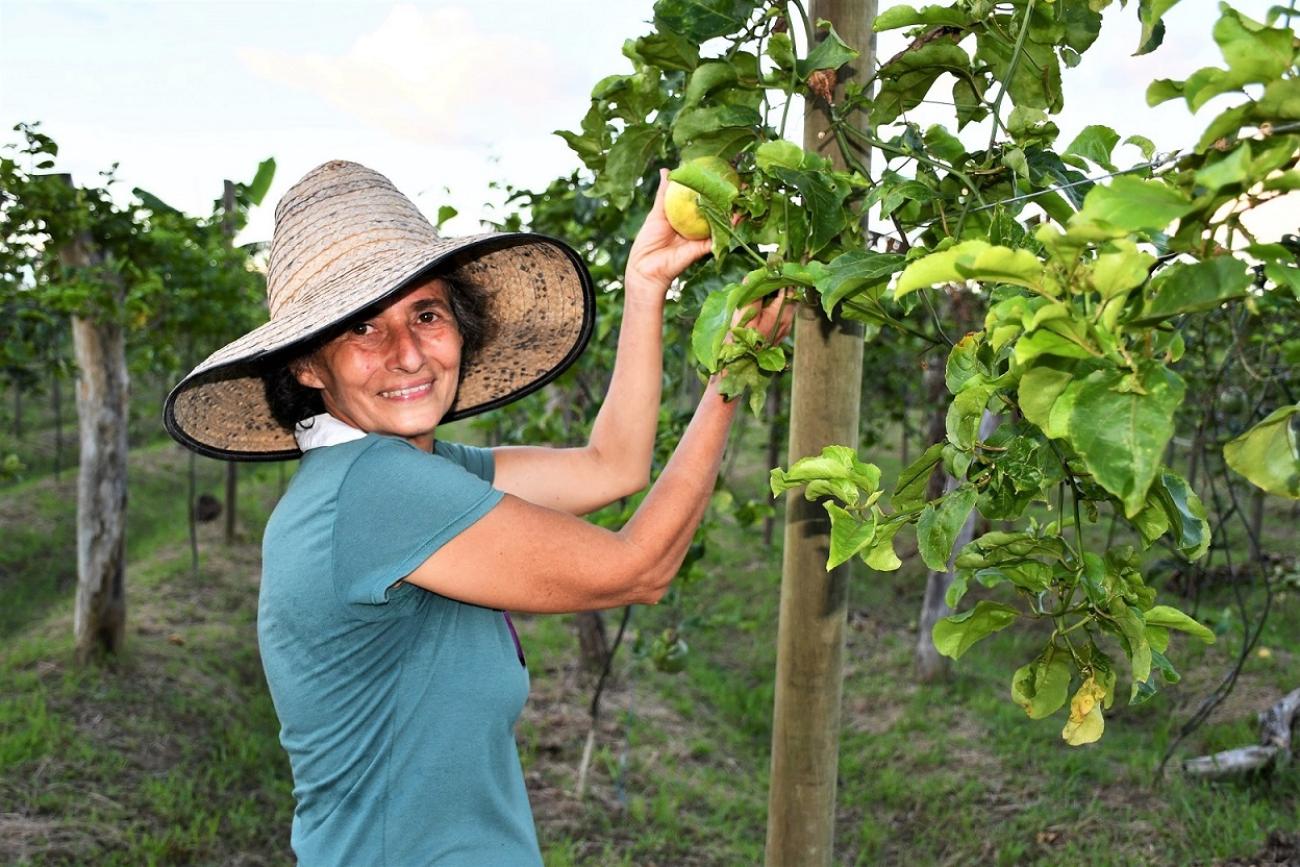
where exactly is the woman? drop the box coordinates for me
[165,160,790,866]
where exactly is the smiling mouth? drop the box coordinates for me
[379,382,433,400]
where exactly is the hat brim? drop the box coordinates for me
[164,232,595,461]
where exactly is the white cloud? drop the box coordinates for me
[237,4,567,148]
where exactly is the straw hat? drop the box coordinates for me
[164,160,594,461]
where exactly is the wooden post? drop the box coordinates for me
[222,180,239,544]
[57,175,129,661]
[765,3,875,864]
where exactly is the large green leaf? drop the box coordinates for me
[770,166,850,256]
[1108,600,1153,701]
[892,442,945,510]
[826,503,876,569]
[1068,364,1186,517]
[916,483,978,571]
[593,124,663,209]
[873,4,974,31]
[1011,647,1072,719]
[797,21,860,77]
[1064,125,1120,172]
[1130,256,1251,325]
[1072,176,1193,234]
[871,42,971,126]
[652,0,761,42]
[816,250,905,316]
[1151,470,1210,559]
[691,288,736,372]
[244,157,276,206]
[771,445,882,507]
[1223,405,1300,499]
[932,601,1019,659]
[1144,605,1215,644]
[1018,358,1076,431]
[1136,0,1182,56]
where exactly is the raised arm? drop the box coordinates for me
[407,294,793,613]
[491,169,712,515]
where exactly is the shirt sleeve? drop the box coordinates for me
[332,437,504,619]
[433,439,496,483]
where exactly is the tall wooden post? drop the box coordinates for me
[765,2,876,864]
[57,175,129,661]
[222,180,239,544]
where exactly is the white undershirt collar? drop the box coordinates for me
[294,413,368,452]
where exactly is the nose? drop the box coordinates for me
[385,323,425,373]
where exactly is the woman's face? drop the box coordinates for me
[294,278,463,451]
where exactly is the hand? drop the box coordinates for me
[624,169,714,304]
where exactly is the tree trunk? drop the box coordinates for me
[574,611,609,679]
[765,5,874,863]
[1247,487,1266,563]
[52,371,63,479]
[1183,687,1299,778]
[763,382,784,546]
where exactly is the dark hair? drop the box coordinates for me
[260,273,493,432]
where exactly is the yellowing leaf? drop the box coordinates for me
[1061,677,1108,746]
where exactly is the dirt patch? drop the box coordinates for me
[1219,831,1300,866]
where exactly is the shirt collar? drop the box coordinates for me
[294,413,368,452]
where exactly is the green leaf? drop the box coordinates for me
[892,442,944,510]
[652,0,759,42]
[1011,648,1072,719]
[1018,358,1076,432]
[683,62,739,108]
[816,250,905,316]
[1068,364,1186,517]
[896,241,1049,299]
[1223,405,1300,499]
[1131,256,1251,325]
[624,31,700,72]
[1214,5,1295,85]
[668,157,740,215]
[1146,78,1184,107]
[797,19,860,77]
[1065,125,1120,172]
[1073,176,1193,234]
[946,382,994,449]
[691,288,736,372]
[1136,0,1182,56]
[435,205,458,229]
[771,445,882,507]
[945,332,981,394]
[1108,600,1152,701]
[1194,141,1252,192]
[873,4,973,31]
[917,483,978,571]
[863,518,904,571]
[755,139,807,172]
[1151,470,1210,559]
[770,166,850,256]
[594,124,663,209]
[672,105,761,150]
[871,42,971,126]
[826,503,876,569]
[933,601,1019,659]
[1090,239,1155,300]
[244,157,276,206]
[1144,605,1216,644]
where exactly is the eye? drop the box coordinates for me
[417,310,441,325]
[349,322,374,336]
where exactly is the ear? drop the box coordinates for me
[290,356,326,390]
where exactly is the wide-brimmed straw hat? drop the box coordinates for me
[164,160,594,461]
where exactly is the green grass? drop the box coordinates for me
[1,409,1297,865]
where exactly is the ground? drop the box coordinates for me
[0,413,1297,865]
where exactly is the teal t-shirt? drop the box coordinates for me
[258,433,539,866]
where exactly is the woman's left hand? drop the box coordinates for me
[624,168,714,304]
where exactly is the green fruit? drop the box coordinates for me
[650,629,689,673]
[664,156,739,241]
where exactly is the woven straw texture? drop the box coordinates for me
[165,160,593,460]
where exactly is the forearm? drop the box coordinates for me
[584,278,669,489]
[619,378,738,600]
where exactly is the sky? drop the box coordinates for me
[0,0,1285,251]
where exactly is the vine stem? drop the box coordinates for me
[955,0,1036,238]
[837,121,988,209]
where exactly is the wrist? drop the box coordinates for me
[623,273,671,308]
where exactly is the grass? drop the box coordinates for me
[0,408,1297,865]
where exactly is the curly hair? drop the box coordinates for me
[260,274,493,432]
